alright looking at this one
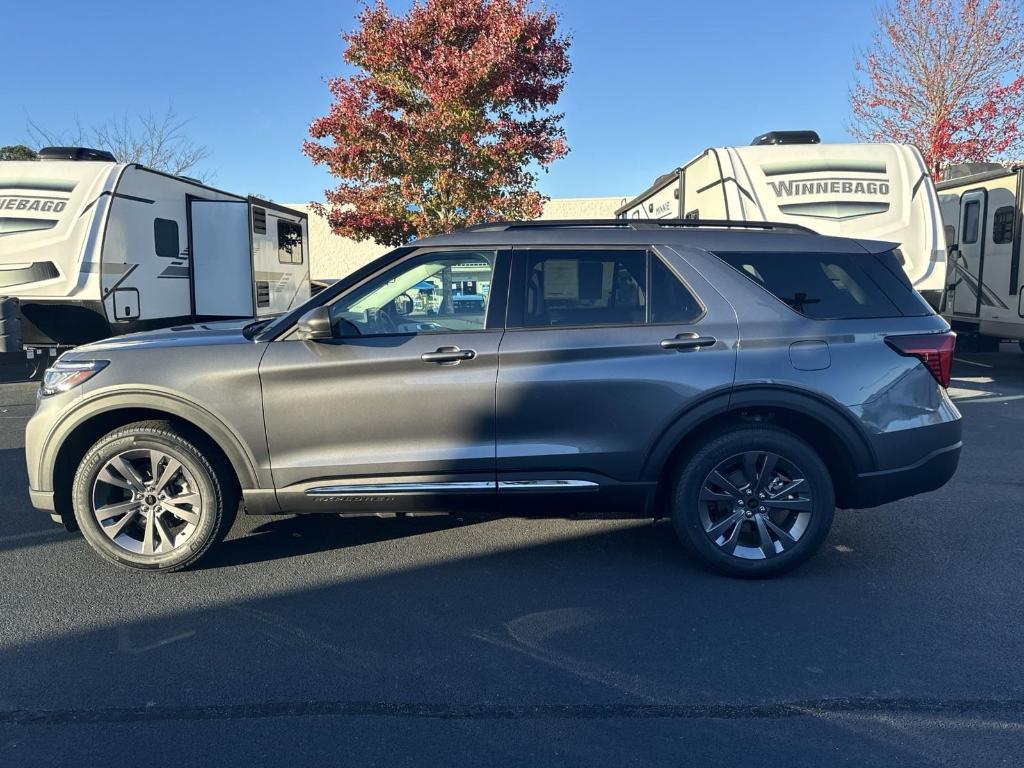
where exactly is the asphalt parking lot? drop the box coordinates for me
[1,351,1023,767]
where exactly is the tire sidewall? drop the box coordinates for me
[73,430,222,571]
[672,428,835,578]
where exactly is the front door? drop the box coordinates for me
[259,248,507,513]
[494,245,737,511]
[951,189,987,317]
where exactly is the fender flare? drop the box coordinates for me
[640,385,877,482]
[38,388,263,492]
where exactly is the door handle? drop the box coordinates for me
[420,346,476,364]
[660,332,716,351]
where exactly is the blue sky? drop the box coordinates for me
[2,0,877,204]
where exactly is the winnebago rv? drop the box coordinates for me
[936,164,1024,348]
[0,147,310,374]
[616,131,947,308]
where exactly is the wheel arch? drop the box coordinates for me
[643,386,877,511]
[41,393,261,519]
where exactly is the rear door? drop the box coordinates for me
[188,198,253,317]
[494,245,737,508]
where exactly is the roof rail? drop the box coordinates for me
[463,218,815,234]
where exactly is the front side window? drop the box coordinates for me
[278,220,303,264]
[329,250,496,337]
[963,200,981,244]
[523,250,647,327]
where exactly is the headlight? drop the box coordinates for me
[40,360,108,396]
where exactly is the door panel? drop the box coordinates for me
[260,332,501,512]
[495,246,738,501]
[189,199,253,317]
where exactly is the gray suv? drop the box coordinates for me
[25,220,962,577]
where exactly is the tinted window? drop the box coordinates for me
[154,218,179,259]
[650,256,702,323]
[714,251,919,319]
[963,200,981,244]
[523,250,646,327]
[994,206,1015,244]
[278,220,303,264]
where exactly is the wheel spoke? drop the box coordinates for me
[153,455,182,493]
[105,506,141,538]
[721,516,745,555]
[700,487,736,503]
[110,456,147,492]
[162,501,200,525]
[709,471,742,499]
[755,514,776,558]
[756,454,778,493]
[762,497,812,512]
[152,515,176,552]
[97,466,133,490]
[94,499,139,523]
[742,453,759,486]
[142,511,156,555]
[769,478,807,498]
[763,516,799,550]
[706,509,745,539]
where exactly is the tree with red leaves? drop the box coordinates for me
[851,0,1024,179]
[304,0,571,246]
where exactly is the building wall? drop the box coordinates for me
[287,197,626,281]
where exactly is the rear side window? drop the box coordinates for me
[277,220,303,265]
[523,250,647,327]
[714,251,931,319]
[993,206,1015,244]
[650,256,702,323]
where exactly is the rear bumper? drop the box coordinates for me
[851,439,961,509]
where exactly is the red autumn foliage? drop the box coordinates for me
[851,0,1024,178]
[304,0,571,246]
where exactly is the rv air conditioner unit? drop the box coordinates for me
[37,146,118,162]
[750,131,821,146]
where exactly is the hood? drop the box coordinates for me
[64,318,256,356]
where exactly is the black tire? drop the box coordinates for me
[72,420,236,572]
[670,425,834,578]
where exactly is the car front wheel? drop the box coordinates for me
[72,421,235,572]
[671,425,835,578]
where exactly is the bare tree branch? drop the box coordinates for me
[26,105,212,180]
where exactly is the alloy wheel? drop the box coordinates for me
[91,448,203,555]
[698,451,812,560]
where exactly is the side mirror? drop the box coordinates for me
[393,293,414,316]
[294,306,333,341]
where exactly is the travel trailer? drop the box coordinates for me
[616,131,947,308]
[936,164,1024,348]
[0,147,310,374]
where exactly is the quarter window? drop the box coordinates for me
[963,200,981,244]
[993,206,1015,244]
[277,220,303,265]
[523,250,647,327]
[650,256,703,323]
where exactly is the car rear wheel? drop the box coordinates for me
[670,426,834,578]
[72,421,235,572]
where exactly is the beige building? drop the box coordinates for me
[287,196,625,281]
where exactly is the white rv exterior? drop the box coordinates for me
[0,149,310,364]
[617,134,947,307]
[936,165,1024,345]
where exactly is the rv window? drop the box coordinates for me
[277,220,303,265]
[522,250,647,328]
[650,256,703,323]
[963,201,981,244]
[684,209,699,220]
[994,206,1015,244]
[713,251,930,319]
[252,207,267,234]
[154,219,179,259]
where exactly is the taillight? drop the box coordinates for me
[885,332,956,388]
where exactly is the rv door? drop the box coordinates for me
[950,189,987,318]
[189,199,254,318]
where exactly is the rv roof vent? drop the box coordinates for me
[751,131,821,146]
[37,146,117,162]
